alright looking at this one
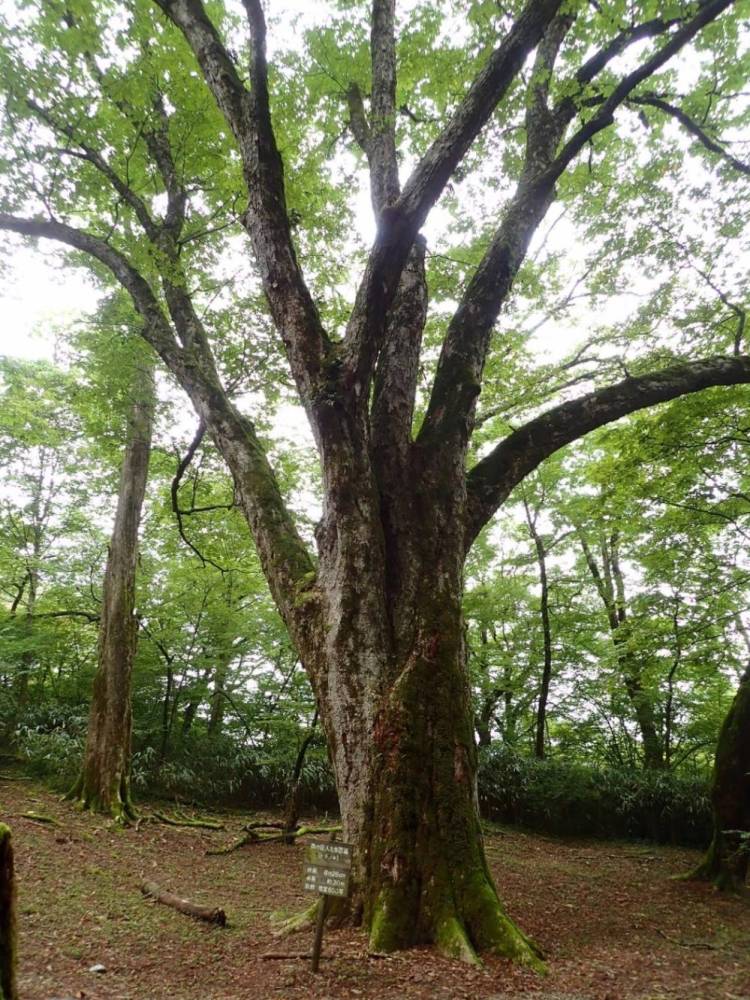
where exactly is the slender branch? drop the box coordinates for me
[27,99,158,239]
[549,0,736,182]
[630,94,750,177]
[466,353,750,545]
[170,420,227,572]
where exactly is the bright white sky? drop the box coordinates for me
[0,248,99,360]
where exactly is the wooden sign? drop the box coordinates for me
[302,840,352,973]
[303,862,350,898]
[303,841,352,897]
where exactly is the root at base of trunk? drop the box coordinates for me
[368,876,546,972]
[64,773,137,826]
[678,835,748,893]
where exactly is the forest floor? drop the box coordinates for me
[2,774,749,1000]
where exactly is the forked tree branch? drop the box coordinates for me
[0,213,317,631]
[420,0,736,455]
[465,354,750,545]
[340,0,563,394]
[153,0,330,414]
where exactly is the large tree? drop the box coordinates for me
[1,0,749,965]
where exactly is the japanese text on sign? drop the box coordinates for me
[303,841,353,898]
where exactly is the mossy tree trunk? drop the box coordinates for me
[0,825,17,1000]
[686,664,750,891]
[67,355,155,823]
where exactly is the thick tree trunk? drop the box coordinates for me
[67,356,155,823]
[685,665,750,891]
[310,483,543,967]
[0,825,17,1000]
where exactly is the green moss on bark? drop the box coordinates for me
[0,824,18,1000]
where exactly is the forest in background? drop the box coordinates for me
[2,311,747,844]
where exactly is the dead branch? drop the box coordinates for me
[206,823,342,856]
[140,881,226,926]
[151,810,225,831]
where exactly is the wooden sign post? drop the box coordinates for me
[302,841,352,973]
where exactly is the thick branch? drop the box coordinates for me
[0,214,180,365]
[369,0,399,211]
[340,0,563,393]
[466,354,750,544]
[419,14,572,450]
[420,0,735,455]
[0,214,318,638]
[154,0,329,412]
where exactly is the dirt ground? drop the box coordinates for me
[2,774,749,1000]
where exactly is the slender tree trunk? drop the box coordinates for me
[281,708,319,841]
[207,655,230,736]
[523,499,552,759]
[685,664,750,891]
[181,664,212,737]
[0,824,17,1000]
[67,355,155,823]
[578,530,665,769]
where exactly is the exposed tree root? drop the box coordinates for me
[140,881,226,926]
[367,874,546,971]
[206,824,341,856]
[64,773,137,826]
[151,810,224,830]
[18,811,60,827]
[271,897,321,937]
[678,835,748,893]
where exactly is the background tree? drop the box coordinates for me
[67,332,155,822]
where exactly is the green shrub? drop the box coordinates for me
[478,745,712,844]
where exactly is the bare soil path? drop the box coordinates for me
[2,775,748,1000]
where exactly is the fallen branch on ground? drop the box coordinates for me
[19,812,60,826]
[140,881,226,926]
[206,824,342,856]
[151,810,224,830]
[261,951,315,960]
[657,929,721,950]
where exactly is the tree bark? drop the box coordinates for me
[67,354,155,823]
[0,825,17,1000]
[685,664,750,891]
